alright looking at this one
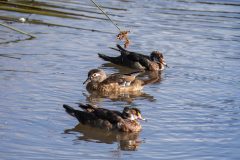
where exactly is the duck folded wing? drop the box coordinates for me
[138,58,152,70]
[79,103,123,117]
[63,104,97,124]
[78,103,97,112]
[64,104,123,124]
[115,44,130,56]
[102,73,138,86]
[116,44,145,57]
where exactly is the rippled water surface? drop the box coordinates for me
[1,0,240,159]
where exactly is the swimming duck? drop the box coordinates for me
[63,103,145,132]
[98,44,167,71]
[83,69,157,93]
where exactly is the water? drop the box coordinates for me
[1,0,240,159]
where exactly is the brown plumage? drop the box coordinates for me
[83,69,158,93]
[63,104,145,132]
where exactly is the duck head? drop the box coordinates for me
[150,51,168,69]
[83,69,107,84]
[122,107,145,121]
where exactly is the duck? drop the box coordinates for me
[63,103,145,132]
[98,44,168,71]
[83,69,158,93]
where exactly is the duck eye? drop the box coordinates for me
[155,57,159,61]
[92,73,99,77]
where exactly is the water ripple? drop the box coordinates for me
[1,0,240,159]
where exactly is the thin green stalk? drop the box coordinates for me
[0,22,36,38]
[90,0,121,31]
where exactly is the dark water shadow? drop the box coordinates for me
[0,69,39,73]
[64,123,142,151]
[101,62,140,73]
[0,15,114,34]
[0,36,34,45]
[0,0,124,42]
[0,54,21,59]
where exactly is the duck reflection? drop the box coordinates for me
[83,91,155,104]
[65,123,142,151]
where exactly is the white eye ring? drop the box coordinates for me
[92,73,100,77]
[130,114,135,120]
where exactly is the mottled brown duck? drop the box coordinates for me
[83,69,158,93]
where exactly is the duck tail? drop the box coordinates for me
[116,44,131,56]
[109,46,120,52]
[116,44,126,52]
[63,104,76,117]
[78,103,96,112]
[63,104,95,124]
[98,53,114,62]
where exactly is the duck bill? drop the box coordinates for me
[83,77,91,85]
[161,59,169,68]
[138,114,146,121]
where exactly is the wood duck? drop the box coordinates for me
[98,44,168,71]
[63,103,145,132]
[83,69,158,93]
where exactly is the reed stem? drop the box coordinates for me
[90,0,121,31]
[0,22,36,38]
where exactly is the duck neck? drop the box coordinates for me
[86,81,99,91]
[159,63,165,71]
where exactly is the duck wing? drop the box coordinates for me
[137,57,153,70]
[63,104,97,124]
[115,44,144,56]
[78,103,97,112]
[116,44,150,59]
[78,103,122,117]
[98,53,122,64]
[102,72,140,87]
[64,104,123,124]
[116,45,152,69]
